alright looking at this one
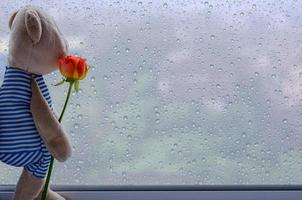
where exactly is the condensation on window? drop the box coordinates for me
[0,0,302,185]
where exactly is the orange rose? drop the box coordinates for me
[58,56,88,80]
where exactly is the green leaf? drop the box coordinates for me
[74,80,79,93]
[54,79,65,86]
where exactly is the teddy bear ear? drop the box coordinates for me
[25,9,42,44]
[8,11,18,29]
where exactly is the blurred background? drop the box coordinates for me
[0,0,302,185]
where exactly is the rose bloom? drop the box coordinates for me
[58,56,89,80]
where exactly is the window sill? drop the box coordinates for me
[0,185,302,200]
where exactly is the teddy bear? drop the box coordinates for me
[0,5,72,200]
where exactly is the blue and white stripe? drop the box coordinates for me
[0,66,52,179]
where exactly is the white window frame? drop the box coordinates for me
[1,185,302,199]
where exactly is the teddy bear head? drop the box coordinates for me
[8,5,68,75]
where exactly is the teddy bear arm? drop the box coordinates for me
[31,79,72,162]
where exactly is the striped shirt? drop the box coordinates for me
[0,66,52,153]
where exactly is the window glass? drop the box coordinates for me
[0,0,302,185]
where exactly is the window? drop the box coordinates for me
[0,0,302,191]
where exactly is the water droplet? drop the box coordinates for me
[74,123,80,129]
[77,114,83,120]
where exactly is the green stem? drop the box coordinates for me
[41,81,74,200]
[58,81,73,123]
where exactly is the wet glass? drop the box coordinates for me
[0,0,302,185]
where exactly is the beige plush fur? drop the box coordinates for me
[31,79,72,162]
[8,5,71,200]
[8,6,68,75]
